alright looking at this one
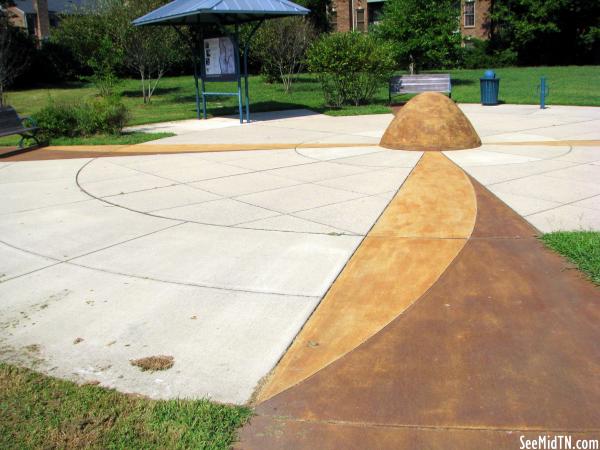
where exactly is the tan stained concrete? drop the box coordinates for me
[370,152,477,238]
[50,143,372,153]
[487,139,600,147]
[256,152,477,402]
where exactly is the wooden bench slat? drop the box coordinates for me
[0,127,37,137]
[399,84,451,89]
[389,74,452,98]
[400,82,451,87]
[399,76,450,81]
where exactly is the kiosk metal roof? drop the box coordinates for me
[132,0,309,26]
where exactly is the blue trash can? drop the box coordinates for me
[480,70,500,105]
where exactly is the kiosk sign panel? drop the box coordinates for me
[203,37,236,80]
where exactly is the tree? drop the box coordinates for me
[490,0,599,65]
[252,17,316,92]
[295,0,331,32]
[51,0,124,96]
[52,0,183,101]
[0,11,32,107]
[375,0,462,73]
[120,0,180,103]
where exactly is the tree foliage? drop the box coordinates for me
[490,0,600,65]
[120,0,180,103]
[295,0,331,32]
[252,17,316,92]
[375,0,462,72]
[51,0,124,96]
[52,0,183,101]
[0,11,33,107]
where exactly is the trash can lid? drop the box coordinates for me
[483,70,496,79]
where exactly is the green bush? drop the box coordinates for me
[461,38,517,69]
[307,32,396,107]
[35,98,128,140]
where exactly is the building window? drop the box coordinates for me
[328,4,337,31]
[355,8,366,31]
[464,1,475,28]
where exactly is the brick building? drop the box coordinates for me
[460,0,492,40]
[3,0,83,41]
[330,0,492,40]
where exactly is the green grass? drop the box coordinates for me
[0,363,252,449]
[541,231,600,285]
[0,131,174,147]
[3,66,599,127]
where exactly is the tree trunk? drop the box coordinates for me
[140,69,147,104]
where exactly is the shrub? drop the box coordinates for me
[34,102,78,139]
[307,32,396,107]
[35,98,128,140]
[461,38,517,69]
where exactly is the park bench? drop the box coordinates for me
[389,74,452,103]
[0,107,40,149]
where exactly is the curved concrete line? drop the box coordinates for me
[75,159,363,236]
[256,152,478,403]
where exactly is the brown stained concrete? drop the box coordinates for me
[239,168,600,449]
[0,148,147,162]
[380,92,482,151]
[255,152,477,403]
[237,416,599,450]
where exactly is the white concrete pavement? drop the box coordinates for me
[1,103,600,404]
[444,144,600,231]
[0,147,417,403]
[126,104,600,145]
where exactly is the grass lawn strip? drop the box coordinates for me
[0,363,252,449]
[541,231,600,285]
[3,66,599,128]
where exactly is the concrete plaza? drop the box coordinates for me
[0,103,599,445]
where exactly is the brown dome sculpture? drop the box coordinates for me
[380,92,481,151]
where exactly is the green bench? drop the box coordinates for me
[0,107,40,148]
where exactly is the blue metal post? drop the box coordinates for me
[242,20,263,123]
[197,28,207,120]
[234,25,243,124]
[192,54,201,120]
[540,76,547,109]
[243,47,250,123]
[201,77,207,119]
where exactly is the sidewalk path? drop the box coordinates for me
[238,152,600,449]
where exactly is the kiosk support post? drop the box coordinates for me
[243,20,263,123]
[234,25,243,124]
